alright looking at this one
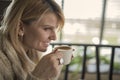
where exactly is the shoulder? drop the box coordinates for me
[0,50,14,80]
[0,50,11,66]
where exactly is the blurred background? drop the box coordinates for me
[54,0,120,80]
[55,0,120,45]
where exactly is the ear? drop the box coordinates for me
[18,21,25,37]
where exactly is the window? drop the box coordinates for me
[103,0,120,45]
[55,0,120,45]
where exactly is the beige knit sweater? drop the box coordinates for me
[0,49,41,80]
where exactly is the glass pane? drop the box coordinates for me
[62,0,103,44]
[103,0,120,45]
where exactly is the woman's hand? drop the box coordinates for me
[32,50,63,79]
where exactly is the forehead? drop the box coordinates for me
[37,13,58,26]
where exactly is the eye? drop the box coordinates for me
[44,28,51,31]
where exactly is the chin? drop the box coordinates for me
[39,49,47,52]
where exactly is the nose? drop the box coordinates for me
[49,31,57,40]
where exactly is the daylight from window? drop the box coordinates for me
[55,0,120,45]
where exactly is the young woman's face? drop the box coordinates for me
[22,13,58,52]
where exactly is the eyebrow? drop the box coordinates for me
[40,24,57,29]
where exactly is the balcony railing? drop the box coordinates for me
[50,43,120,80]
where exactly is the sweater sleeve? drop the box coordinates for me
[26,72,58,80]
[0,72,4,80]
[26,72,40,80]
[0,57,14,80]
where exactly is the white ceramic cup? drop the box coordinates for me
[56,46,73,65]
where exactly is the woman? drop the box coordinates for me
[0,0,65,80]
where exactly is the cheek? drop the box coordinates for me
[24,29,48,44]
[38,32,49,41]
[23,30,40,45]
[25,32,38,40]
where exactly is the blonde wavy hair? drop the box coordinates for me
[0,0,64,75]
